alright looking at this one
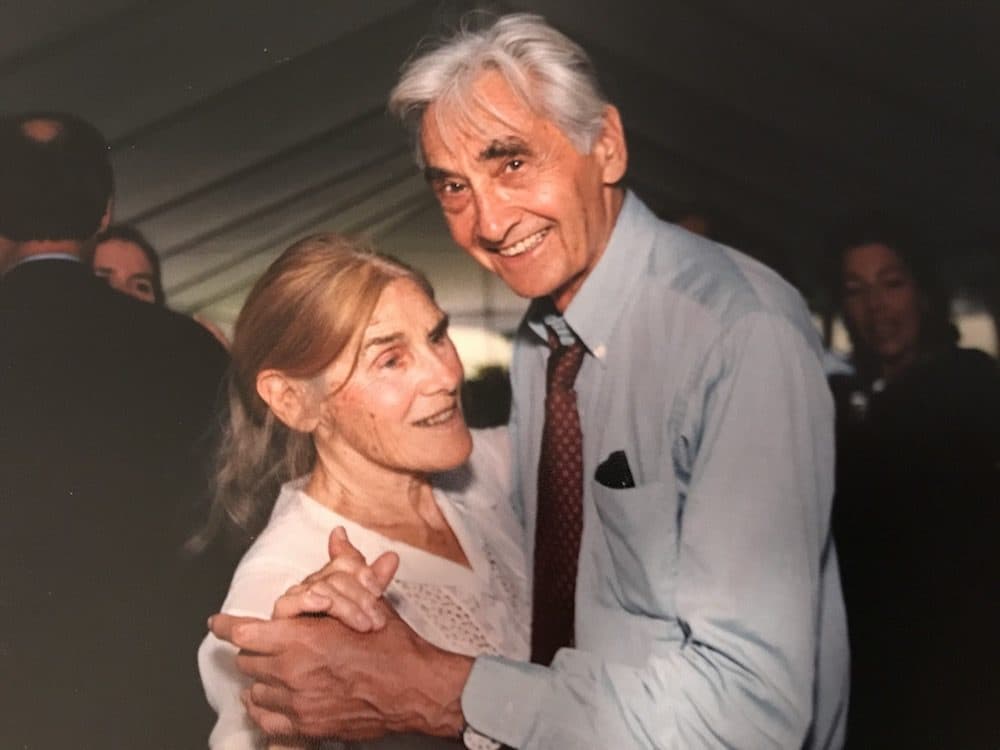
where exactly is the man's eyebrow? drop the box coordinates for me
[422,139,532,182]
[478,138,532,162]
[429,313,450,340]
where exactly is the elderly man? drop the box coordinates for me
[212,14,848,749]
[0,112,230,747]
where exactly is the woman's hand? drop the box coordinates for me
[271,526,399,632]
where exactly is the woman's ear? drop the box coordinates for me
[594,105,628,185]
[256,370,319,432]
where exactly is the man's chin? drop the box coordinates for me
[494,271,557,301]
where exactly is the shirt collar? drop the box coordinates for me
[16,253,82,267]
[525,191,657,364]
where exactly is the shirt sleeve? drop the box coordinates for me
[462,312,838,748]
[198,559,311,750]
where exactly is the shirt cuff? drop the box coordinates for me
[461,655,551,748]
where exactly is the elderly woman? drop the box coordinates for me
[197,233,528,749]
[827,217,999,748]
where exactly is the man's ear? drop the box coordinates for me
[256,370,319,432]
[594,105,628,185]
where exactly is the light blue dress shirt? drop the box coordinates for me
[461,193,849,749]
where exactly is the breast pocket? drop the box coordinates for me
[591,478,679,615]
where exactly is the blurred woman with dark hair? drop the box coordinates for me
[88,224,165,305]
[827,215,1000,749]
[830,218,960,385]
[88,223,231,347]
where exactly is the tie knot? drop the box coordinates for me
[546,327,585,390]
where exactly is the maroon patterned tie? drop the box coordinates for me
[531,327,586,665]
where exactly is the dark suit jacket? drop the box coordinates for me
[0,259,232,748]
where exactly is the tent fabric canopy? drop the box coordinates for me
[2,0,997,339]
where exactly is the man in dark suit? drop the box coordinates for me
[0,113,230,747]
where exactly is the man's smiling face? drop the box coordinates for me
[420,69,626,311]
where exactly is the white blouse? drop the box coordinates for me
[198,428,529,750]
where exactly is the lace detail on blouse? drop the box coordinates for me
[394,581,498,656]
[384,554,528,750]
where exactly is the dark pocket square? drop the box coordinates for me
[595,450,635,488]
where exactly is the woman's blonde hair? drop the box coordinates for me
[195,232,433,550]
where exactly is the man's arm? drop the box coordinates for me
[209,527,471,743]
[461,312,844,748]
[210,609,474,741]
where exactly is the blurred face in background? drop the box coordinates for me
[93,239,157,303]
[841,242,923,376]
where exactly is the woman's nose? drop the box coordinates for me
[866,287,889,314]
[422,345,462,393]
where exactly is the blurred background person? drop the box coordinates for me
[827,215,1000,749]
[89,223,165,304]
[196,233,527,749]
[0,112,231,748]
[86,222,231,348]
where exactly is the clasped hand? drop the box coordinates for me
[208,527,409,741]
[272,525,400,628]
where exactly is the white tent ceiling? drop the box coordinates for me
[3,0,998,337]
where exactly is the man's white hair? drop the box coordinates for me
[388,13,609,164]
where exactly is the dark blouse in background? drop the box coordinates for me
[830,346,1000,749]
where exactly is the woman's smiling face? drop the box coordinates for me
[841,242,923,370]
[312,277,472,474]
